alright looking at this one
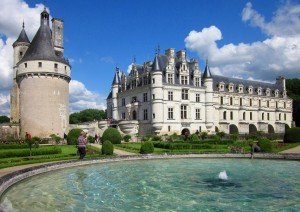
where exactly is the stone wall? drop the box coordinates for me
[0,124,20,140]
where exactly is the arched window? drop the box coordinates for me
[223,111,226,120]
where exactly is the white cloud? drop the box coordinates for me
[185,1,300,80]
[0,92,10,116]
[69,80,106,113]
[100,56,114,64]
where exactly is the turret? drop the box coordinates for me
[150,53,163,134]
[40,7,49,26]
[112,67,120,120]
[12,22,30,68]
[203,60,214,132]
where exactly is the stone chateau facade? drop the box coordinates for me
[3,8,71,139]
[107,48,293,136]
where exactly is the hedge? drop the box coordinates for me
[0,144,28,149]
[123,135,131,142]
[102,128,122,144]
[101,140,114,155]
[140,141,154,154]
[258,138,272,152]
[153,142,212,150]
[0,147,62,158]
[284,127,300,143]
[67,128,82,145]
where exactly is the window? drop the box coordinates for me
[284,113,286,121]
[196,109,201,120]
[143,109,148,120]
[54,63,58,69]
[230,111,233,120]
[230,97,233,105]
[168,108,174,119]
[279,113,281,120]
[153,113,155,119]
[122,98,125,106]
[121,113,125,119]
[249,99,252,107]
[38,62,42,67]
[181,105,187,119]
[181,76,188,85]
[259,100,261,107]
[152,94,155,100]
[250,112,253,120]
[267,100,270,107]
[262,113,264,120]
[243,112,246,120]
[240,98,243,106]
[196,94,200,102]
[284,102,286,108]
[276,101,278,108]
[168,126,171,132]
[143,93,148,102]
[132,96,137,103]
[143,76,148,85]
[24,63,27,68]
[182,89,189,100]
[223,111,226,120]
[220,96,224,105]
[267,113,270,120]
[168,91,173,101]
[195,78,200,86]
[65,66,67,71]
[152,78,155,84]
[19,51,23,56]
[167,74,173,84]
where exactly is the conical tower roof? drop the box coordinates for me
[13,23,30,46]
[112,67,120,85]
[203,59,212,78]
[152,54,161,72]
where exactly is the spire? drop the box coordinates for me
[203,59,212,78]
[13,22,30,47]
[152,51,161,72]
[112,66,120,85]
[41,7,49,26]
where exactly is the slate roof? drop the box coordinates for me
[18,17,69,65]
[13,28,30,46]
[203,63,212,78]
[212,75,283,92]
[112,69,120,85]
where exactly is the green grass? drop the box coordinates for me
[0,144,104,169]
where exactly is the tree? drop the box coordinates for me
[0,116,10,124]
[69,109,106,124]
[286,78,300,127]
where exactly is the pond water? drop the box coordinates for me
[1,158,299,211]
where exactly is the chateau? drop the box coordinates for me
[8,8,71,138]
[107,48,293,135]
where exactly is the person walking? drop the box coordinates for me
[77,131,87,159]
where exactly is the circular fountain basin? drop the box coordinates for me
[0,158,299,211]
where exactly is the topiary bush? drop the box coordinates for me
[284,127,300,143]
[88,135,94,143]
[102,128,122,144]
[190,133,200,142]
[123,135,131,142]
[140,141,154,154]
[258,138,273,152]
[101,140,114,155]
[67,128,82,145]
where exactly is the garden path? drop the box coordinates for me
[280,145,300,154]
[90,144,137,156]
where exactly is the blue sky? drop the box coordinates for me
[0,0,300,115]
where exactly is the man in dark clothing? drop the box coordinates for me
[77,131,87,159]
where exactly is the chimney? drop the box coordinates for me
[176,50,186,62]
[51,18,64,56]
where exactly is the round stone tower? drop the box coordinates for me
[15,8,71,138]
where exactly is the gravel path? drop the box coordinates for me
[280,145,300,154]
[90,144,137,156]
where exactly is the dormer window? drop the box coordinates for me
[266,88,271,96]
[218,82,225,91]
[38,62,42,68]
[237,84,244,93]
[274,89,279,97]
[257,87,262,95]
[282,91,287,98]
[228,83,234,92]
[248,86,253,94]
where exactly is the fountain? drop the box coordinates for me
[218,171,228,180]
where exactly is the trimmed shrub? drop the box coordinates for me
[213,135,221,143]
[0,146,62,158]
[258,138,272,152]
[230,133,239,142]
[102,128,122,144]
[190,133,200,142]
[50,134,61,144]
[200,132,208,140]
[0,144,28,149]
[123,135,131,142]
[140,141,154,154]
[284,127,300,143]
[216,131,226,140]
[151,135,161,141]
[67,128,82,145]
[101,140,114,155]
[88,135,94,143]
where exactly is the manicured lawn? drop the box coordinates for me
[0,144,103,169]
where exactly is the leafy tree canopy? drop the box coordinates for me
[69,109,106,124]
[0,116,10,124]
[286,78,300,127]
